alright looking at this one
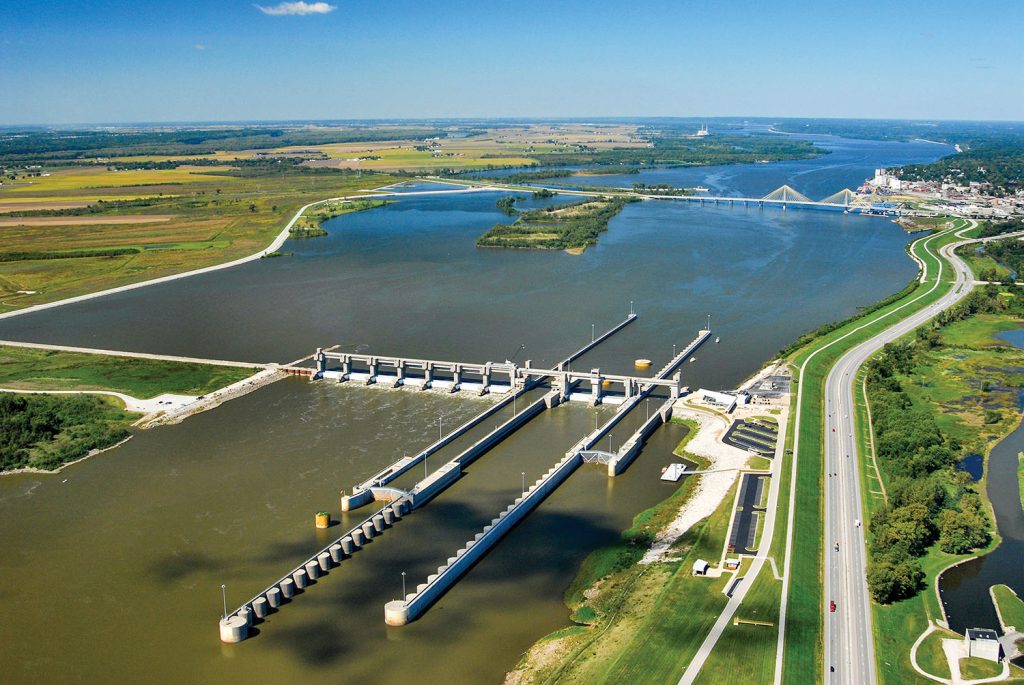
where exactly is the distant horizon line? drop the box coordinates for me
[2,115,1022,129]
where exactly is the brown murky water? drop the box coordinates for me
[0,177,924,683]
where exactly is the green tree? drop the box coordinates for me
[937,509,990,554]
[867,557,924,603]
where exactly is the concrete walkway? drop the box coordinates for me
[941,637,1010,685]
[0,338,266,369]
[910,623,951,684]
[0,387,196,414]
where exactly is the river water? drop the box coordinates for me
[471,130,952,201]
[0,136,948,683]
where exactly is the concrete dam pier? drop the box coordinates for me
[383,328,711,626]
[338,312,638,513]
[219,498,411,643]
[217,312,641,642]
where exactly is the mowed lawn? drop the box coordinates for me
[992,585,1024,630]
[0,345,256,399]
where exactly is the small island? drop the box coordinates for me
[289,199,389,238]
[477,196,635,254]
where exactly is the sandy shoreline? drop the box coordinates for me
[640,404,749,564]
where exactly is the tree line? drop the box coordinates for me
[0,394,130,472]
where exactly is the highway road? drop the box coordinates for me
[821,220,1016,683]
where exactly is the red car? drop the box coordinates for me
[829,600,837,613]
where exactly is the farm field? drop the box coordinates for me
[0,164,402,312]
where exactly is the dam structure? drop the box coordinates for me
[384,328,711,626]
[216,312,640,642]
[311,308,637,397]
[337,311,637,512]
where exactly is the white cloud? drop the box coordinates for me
[193,43,207,50]
[255,1,336,16]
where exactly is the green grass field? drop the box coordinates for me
[915,630,952,680]
[694,568,783,684]
[0,345,256,399]
[508,425,748,685]
[1019,453,1024,512]
[959,656,1004,679]
[992,584,1024,630]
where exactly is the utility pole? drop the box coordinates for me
[220,584,227,621]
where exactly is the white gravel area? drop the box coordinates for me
[639,404,750,564]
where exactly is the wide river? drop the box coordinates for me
[0,135,950,683]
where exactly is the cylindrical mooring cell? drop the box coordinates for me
[304,560,320,580]
[292,568,308,589]
[361,522,375,539]
[238,607,253,627]
[351,529,365,547]
[266,587,282,609]
[391,503,403,520]
[372,515,385,533]
[383,509,395,525]
[384,600,410,627]
[317,552,332,572]
[280,577,296,599]
[341,536,355,554]
[252,596,269,619]
[219,615,249,643]
[329,544,343,563]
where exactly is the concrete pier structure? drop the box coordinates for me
[385,448,585,626]
[222,317,707,642]
[382,328,711,626]
[219,615,249,643]
[219,499,408,642]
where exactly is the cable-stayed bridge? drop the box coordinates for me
[647,185,896,214]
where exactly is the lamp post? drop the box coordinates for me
[438,415,443,441]
[220,584,227,621]
[673,343,677,358]
[522,471,526,492]
[401,571,406,598]
[608,433,614,453]
[592,323,595,343]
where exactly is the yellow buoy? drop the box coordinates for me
[634,358,652,369]
[315,512,331,529]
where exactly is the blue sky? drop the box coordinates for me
[1,0,1021,124]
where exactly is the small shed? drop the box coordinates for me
[693,559,710,576]
[965,628,1002,662]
